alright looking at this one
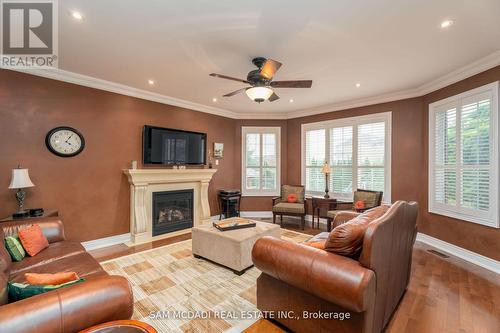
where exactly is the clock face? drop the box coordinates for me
[45,127,85,157]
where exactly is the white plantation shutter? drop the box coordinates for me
[357,122,385,192]
[429,82,499,228]
[305,129,326,192]
[330,126,353,195]
[242,127,280,195]
[302,113,391,201]
[434,106,457,205]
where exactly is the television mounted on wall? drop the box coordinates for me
[142,125,207,165]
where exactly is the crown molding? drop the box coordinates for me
[417,49,500,95]
[11,68,239,119]
[10,50,500,120]
[286,50,500,119]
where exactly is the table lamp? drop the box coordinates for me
[8,166,35,216]
[321,162,331,198]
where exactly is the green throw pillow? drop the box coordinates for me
[7,278,85,302]
[5,236,26,262]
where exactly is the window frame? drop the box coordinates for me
[301,112,392,202]
[428,81,499,228]
[241,126,281,197]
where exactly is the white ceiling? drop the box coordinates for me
[53,0,500,117]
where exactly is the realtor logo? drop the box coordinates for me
[1,0,58,68]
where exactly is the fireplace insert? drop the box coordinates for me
[152,189,194,236]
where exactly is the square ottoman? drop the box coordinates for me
[192,220,281,275]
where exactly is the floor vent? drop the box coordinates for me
[260,218,272,221]
[427,249,449,259]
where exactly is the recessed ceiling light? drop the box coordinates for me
[72,11,83,20]
[212,98,217,102]
[440,20,453,29]
[148,80,155,85]
[355,83,361,88]
[289,99,294,103]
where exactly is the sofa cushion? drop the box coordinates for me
[18,225,49,256]
[4,236,26,262]
[272,202,305,214]
[9,252,106,284]
[9,241,86,275]
[325,205,390,258]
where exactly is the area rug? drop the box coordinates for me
[101,229,311,333]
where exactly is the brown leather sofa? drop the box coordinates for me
[252,201,418,333]
[0,217,134,333]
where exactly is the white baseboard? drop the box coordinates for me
[416,233,500,274]
[82,233,131,251]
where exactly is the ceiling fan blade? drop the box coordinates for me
[260,59,282,80]
[269,92,280,102]
[223,87,248,97]
[271,80,313,88]
[210,73,249,84]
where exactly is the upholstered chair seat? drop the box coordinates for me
[272,202,305,214]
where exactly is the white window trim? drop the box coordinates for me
[241,126,281,196]
[301,112,392,202]
[428,81,499,228]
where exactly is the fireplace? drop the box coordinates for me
[152,189,194,236]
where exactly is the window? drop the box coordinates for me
[242,127,281,196]
[302,113,391,201]
[429,81,499,228]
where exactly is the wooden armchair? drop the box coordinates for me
[326,189,383,231]
[272,185,307,229]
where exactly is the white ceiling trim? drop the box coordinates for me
[11,68,240,119]
[11,50,500,120]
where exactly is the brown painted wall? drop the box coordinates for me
[0,70,236,242]
[419,66,500,261]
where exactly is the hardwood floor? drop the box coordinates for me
[89,217,500,333]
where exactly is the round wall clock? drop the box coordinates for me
[45,126,85,157]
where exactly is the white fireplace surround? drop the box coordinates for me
[123,168,217,245]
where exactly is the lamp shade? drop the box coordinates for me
[245,86,274,103]
[321,163,331,174]
[8,168,35,189]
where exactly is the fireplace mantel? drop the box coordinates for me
[123,168,217,245]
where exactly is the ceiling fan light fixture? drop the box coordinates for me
[245,86,273,103]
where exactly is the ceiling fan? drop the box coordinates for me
[209,57,312,103]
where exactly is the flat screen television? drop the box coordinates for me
[143,125,206,165]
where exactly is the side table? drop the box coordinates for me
[310,197,338,229]
[0,209,58,222]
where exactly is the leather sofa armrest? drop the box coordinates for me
[332,211,361,228]
[0,275,133,333]
[252,236,375,313]
[1,217,66,243]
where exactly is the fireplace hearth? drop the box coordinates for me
[153,189,194,236]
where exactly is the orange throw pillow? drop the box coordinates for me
[303,240,326,250]
[18,224,49,256]
[25,272,80,286]
[287,193,298,203]
[355,200,365,210]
